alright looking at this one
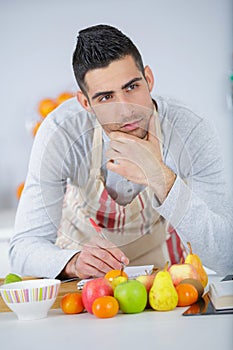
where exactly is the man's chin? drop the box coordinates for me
[103,126,148,139]
[125,128,148,139]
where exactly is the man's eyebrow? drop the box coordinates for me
[92,90,114,101]
[91,77,143,101]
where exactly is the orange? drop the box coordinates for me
[60,292,84,314]
[176,283,198,307]
[32,121,42,137]
[104,269,128,283]
[92,296,119,318]
[16,182,25,200]
[56,92,74,105]
[38,98,58,118]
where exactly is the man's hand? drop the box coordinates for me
[60,236,129,279]
[106,113,176,203]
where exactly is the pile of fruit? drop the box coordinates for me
[60,242,208,318]
[4,242,207,318]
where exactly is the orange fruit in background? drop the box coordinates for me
[176,283,198,307]
[60,292,84,314]
[16,182,25,200]
[92,296,119,318]
[32,121,42,137]
[56,92,74,105]
[38,98,58,118]
[104,269,128,283]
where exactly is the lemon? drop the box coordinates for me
[4,273,22,284]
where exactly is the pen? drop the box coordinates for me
[89,217,126,269]
[89,217,106,239]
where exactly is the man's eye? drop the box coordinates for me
[99,94,112,102]
[126,83,138,91]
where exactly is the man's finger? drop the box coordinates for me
[86,236,129,265]
[109,140,127,154]
[105,148,119,159]
[84,245,123,269]
[81,250,117,274]
[76,252,107,278]
[109,131,139,144]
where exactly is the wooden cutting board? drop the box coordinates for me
[0,278,80,313]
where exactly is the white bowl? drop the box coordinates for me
[0,279,60,321]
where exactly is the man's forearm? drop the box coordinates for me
[9,236,79,279]
[153,176,233,275]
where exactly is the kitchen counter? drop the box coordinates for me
[1,306,232,350]
[0,275,232,350]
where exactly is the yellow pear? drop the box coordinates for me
[149,262,178,311]
[111,275,128,290]
[185,242,208,288]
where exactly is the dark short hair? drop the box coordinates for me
[72,24,145,94]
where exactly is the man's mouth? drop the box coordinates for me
[120,119,142,131]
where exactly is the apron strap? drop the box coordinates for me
[154,110,163,158]
[90,121,103,178]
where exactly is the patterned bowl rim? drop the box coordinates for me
[0,279,61,304]
[0,278,61,291]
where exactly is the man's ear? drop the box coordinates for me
[144,65,154,92]
[77,91,91,112]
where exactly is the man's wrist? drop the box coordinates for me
[163,166,177,202]
[57,252,80,279]
[150,165,176,203]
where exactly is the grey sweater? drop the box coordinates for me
[9,96,233,277]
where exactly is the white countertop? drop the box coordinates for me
[0,306,232,350]
[0,275,232,350]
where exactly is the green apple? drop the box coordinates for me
[4,273,22,284]
[114,280,147,313]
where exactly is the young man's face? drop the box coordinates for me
[78,55,155,139]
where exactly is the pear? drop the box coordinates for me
[111,275,128,290]
[185,242,208,288]
[149,262,178,311]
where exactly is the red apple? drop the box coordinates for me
[168,263,200,286]
[82,278,113,314]
[136,274,155,293]
[136,274,155,309]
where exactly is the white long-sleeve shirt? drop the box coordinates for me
[9,96,233,277]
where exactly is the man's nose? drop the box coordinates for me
[115,94,134,117]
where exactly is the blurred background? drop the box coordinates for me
[0,0,232,275]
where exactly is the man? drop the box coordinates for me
[9,24,233,279]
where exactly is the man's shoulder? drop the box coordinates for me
[33,97,96,150]
[155,95,203,124]
[155,95,218,153]
[154,95,210,136]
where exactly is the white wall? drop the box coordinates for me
[0,0,232,210]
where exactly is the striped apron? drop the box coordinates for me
[56,114,185,267]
